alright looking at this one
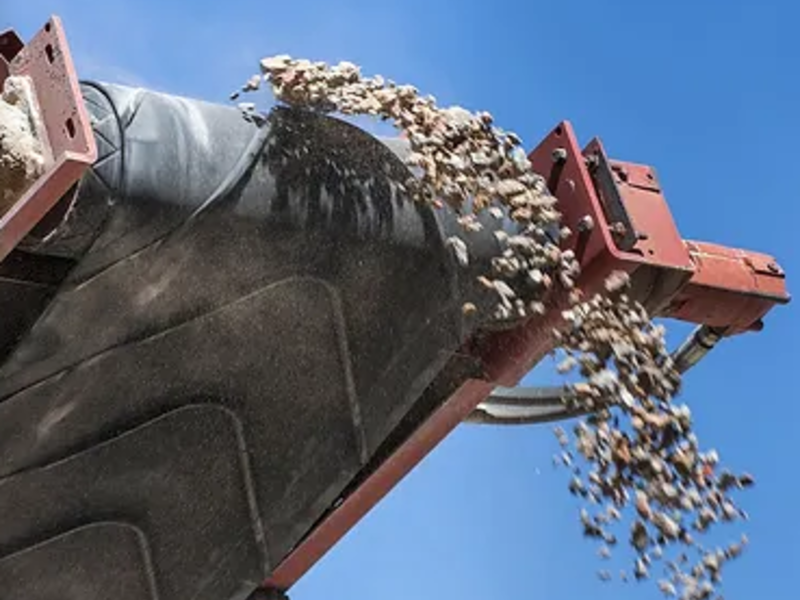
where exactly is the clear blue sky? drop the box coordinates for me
[4,1,797,599]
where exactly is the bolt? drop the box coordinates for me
[610,222,627,236]
[578,215,595,233]
[573,216,595,264]
[553,147,568,163]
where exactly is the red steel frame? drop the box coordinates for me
[0,16,96,262]
[265,122,789,591]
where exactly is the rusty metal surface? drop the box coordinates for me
[584,139,694,271]
[528,122,611,268]
[0,16,96,262]
[481,123,697,386]
[662,241,789,333]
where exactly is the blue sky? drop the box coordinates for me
[4,1,797,599]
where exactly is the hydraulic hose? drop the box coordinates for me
[466,323,728,426]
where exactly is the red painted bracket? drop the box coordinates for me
[662,241,788,334]
[529,122,697,304]
[0,15,96,262]
[475,122,699,387]
[477,121,789,386]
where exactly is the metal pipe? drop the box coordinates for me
[464,385,577,426]
[670,324,726,375]
[466,324,728,426]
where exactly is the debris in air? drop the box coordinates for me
[236,55,754,600]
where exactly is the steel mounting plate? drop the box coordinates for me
[0,15,96,262]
